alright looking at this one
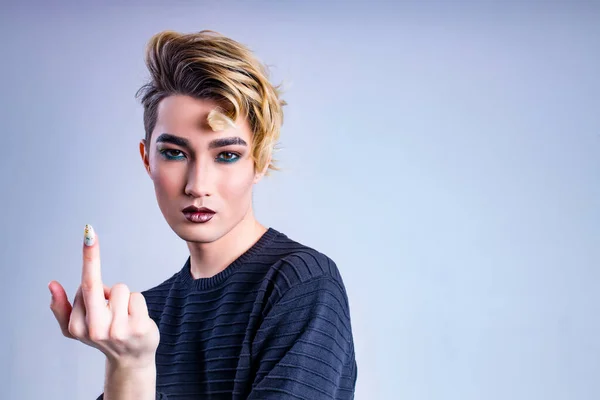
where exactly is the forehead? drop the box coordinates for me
[154,95,252,142]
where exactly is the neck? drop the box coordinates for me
[186,210,267,279]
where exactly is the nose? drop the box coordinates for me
[184,160,213,198]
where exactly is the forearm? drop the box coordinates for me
[103,359,157,400]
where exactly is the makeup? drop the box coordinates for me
[84,224,95,246]
[207,109,236,131]
[182,206,216,223]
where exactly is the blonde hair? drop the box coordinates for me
[136,30,286,174]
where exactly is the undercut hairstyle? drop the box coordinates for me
[136,30,286,174]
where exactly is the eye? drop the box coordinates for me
[216,151,240,163]
[159,149,186,160]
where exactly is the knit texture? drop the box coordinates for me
[97,227,357,399]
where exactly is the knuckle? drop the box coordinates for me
[80,282,95,294]
[88,327,107,342]
[130,292,148,309]
[61,328,74,339]
[129,292,141,305]
[112,283,130,293]
[67,321,84,338]
[129,322,147,338]
[108,327,128,343]
[130,291,143,300]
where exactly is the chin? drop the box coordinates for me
[174,227,222,244]
[169,219,233,244]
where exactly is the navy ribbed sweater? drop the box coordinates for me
[97,227,357,399]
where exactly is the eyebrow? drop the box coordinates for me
[156,133,248,149]
[208,137,248,149]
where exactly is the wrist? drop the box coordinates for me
[105,353,156,372]
[104,359,156,400]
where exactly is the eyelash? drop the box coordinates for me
[159,149,241,163]
[216,151,241,163]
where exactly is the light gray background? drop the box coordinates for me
[1,1,599,399]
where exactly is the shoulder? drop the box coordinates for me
[265,229,349,305]
[258,232,355,351]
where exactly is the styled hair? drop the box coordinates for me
[136,30,286,174]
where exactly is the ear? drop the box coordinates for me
[253,158,271,184]
[139,139,151,176]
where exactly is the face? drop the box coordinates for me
[139,95,266,244]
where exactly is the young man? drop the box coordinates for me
[48,30,357,399]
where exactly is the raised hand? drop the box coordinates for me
[49,224,160,370]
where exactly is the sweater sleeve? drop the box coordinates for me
[248,275,357,399]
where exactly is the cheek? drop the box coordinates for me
[217,163,255,200]
[151,163,185,197]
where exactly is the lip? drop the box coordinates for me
[182,206,215,213]
[182,206,216,223]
